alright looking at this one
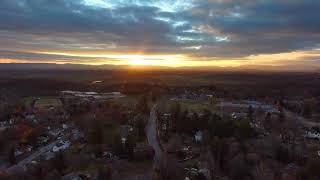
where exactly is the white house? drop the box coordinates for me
[52,140,70,152]
[38,136,49,144]
[25,114,36,122]
[14,149,23,157]
[72,129,84,140]
[304,131,320,140]
[43,152,55,160]
[195,131,203,143]
[62,123,69,129]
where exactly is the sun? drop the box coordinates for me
[127,54,191,67]
[129,56,145,66]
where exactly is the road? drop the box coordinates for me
[147,104,162,169]
[284,110,320,128]
[6,140,58,173]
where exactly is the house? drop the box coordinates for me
[49,129,62,137]
[160,113,171,132]
[121,137,126,144]
[304,131,320,140]
[14,149,23,157]
[38,136,50,145]
[71,129,84,140]
[14,145,33,157]
[61,172,93,180]
[25,114,36,122]
[120,125,134,139]
[0,121,7,127]
[231,112,247,120]
[52,140,70,152]
[162,123,167,131]
[42,151,55,160]
[194,131,203,143]
[62,123,69,129]
[163,113,171,118]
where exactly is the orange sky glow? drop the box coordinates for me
[1,49,319,70]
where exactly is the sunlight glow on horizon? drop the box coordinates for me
[27,51,244,67]
[1,49,319,70]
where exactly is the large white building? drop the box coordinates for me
[60,90,125,102]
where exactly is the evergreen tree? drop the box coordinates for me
[134,114,146,140]
[278,109,285,122]
[170,102,181,131]
[247,105,253,121]
[8,145,16,164]
[302,101,312,117]
[112,134,123,156]
[136,95,149,115]
[52,152,65,173]
[97,166,112,180]
[125,134,136,160]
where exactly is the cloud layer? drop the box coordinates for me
[0,0,320,68]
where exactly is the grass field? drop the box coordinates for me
[110,96,138,107]
[35,97,62,108]
[109,95,155,110]
[159,98,220,113]
[23,96,62,108]
[22,96,34,108]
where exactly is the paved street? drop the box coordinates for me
[284,109,320,128]
[147,104,162,169]
[6,140,58,173]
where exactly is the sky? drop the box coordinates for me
[0,0,320,70]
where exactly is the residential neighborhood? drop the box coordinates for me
[1,0,320,179]
[0,79,320,180]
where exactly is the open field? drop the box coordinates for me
[158,98,220,113]
[35,97,62,108]
[22,97,34,108]
[23,96,62,108]
[109,96,138,108]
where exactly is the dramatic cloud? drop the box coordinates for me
[0,0,319,69]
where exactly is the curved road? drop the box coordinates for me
[147,104,162,169]
[284,109,320,128]
[6,140,59,173]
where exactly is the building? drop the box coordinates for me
[304,131,320,140]
[194,131,203,143]
[60,90,125,103]
[52,140,70,152]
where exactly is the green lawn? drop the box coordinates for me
[23,96,62,108]
[162,99,220,113]
[22,96,34,108]
[111,96,138,108]
[34,97,62,108]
